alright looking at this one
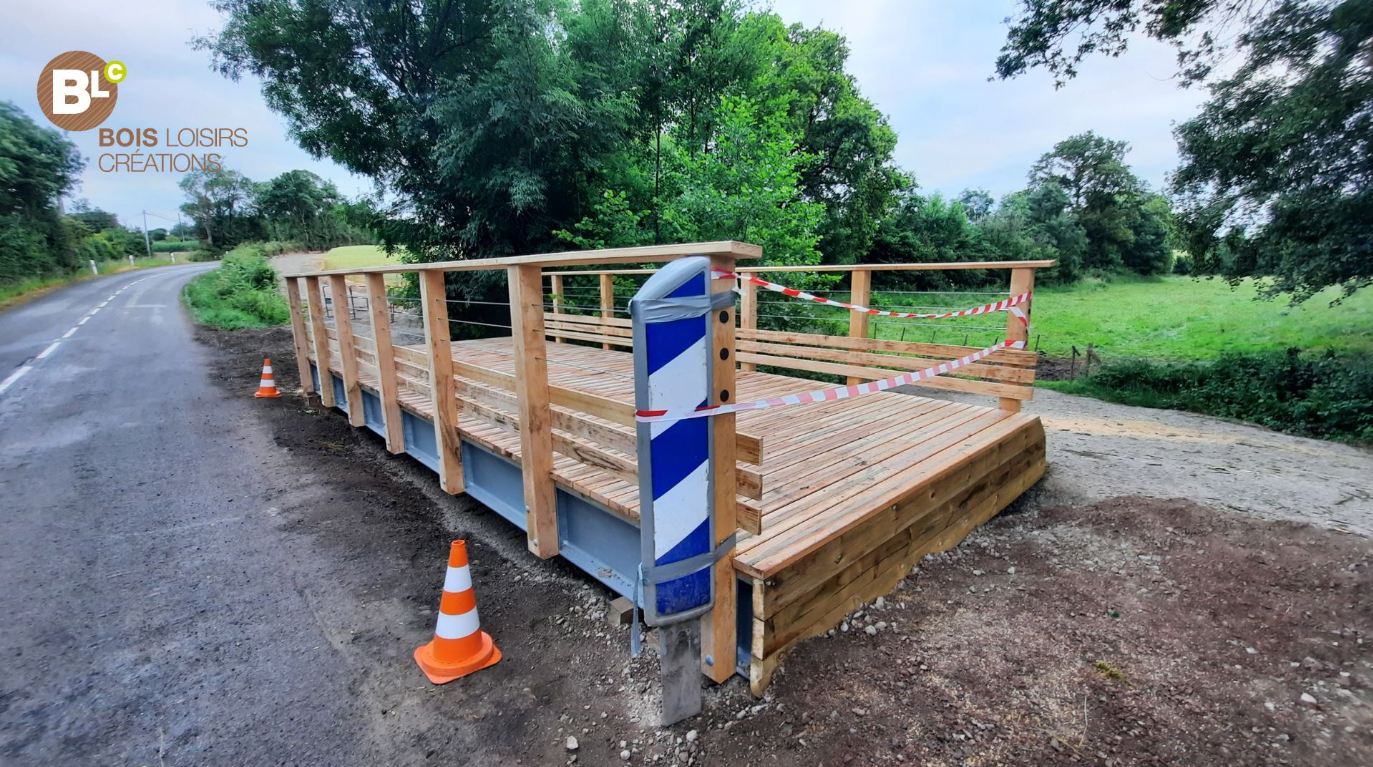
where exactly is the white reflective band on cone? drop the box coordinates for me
[435,607,480,640]
[442,565,472,593]
[263,366,273,374]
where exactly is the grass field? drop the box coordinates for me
[853,276,1372,361]
[1029,276,1373,359]
[322,245,402,271]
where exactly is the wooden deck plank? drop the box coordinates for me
[356,337,1040,581]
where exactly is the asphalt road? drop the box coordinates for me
[0,266,387,765]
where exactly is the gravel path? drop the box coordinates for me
[918,387,1373,537]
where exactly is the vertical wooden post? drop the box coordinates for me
[599,273,615,350]
[738,274,757,373]
[703,254,739,683]
[329,275,365,427]
[847,268,872,385]
[509,264,558,558]
[285,277,313,393]
[550,274,565,344]
[419,269,465,494]
[304,276,335,407]
[1000,267,1035,413]
[365,273,405,454]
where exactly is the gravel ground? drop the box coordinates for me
[917,387,1373,537]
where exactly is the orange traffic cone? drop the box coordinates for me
[254,358,282,398]
[414,540,502,684]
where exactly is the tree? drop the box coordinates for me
[201,0,634,264]
[202,0,897,269]
[68,200,120,232]
[997,0,1373,299]
[996,0,1273,88]
[0,102,84,217]
[559,95,826,267]
[1028,132,1168,273]
[1173,1,1373,300]
[179,169,260,249]
[957,189,995,223]
[0,101,84,283]
[742,13,902,264]
[255,170,369,249]
[661,96,825,267]
[867,184,997,290]
[1028,132,1138,211]
[982,184,1088,284]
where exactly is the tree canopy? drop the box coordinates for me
[199,0,900,268]
[178,168,373,252]
[0,102,87,284]
[997,0,1372,300]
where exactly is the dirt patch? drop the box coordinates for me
[194,325,686,765]
[691,497,1373,766]
[198,328,1373,766]
[1032,353,1083,382]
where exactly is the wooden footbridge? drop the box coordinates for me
[282,242,1049,696]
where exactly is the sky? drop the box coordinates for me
[0,0,1210,231]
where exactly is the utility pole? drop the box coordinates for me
[142,210,152,259]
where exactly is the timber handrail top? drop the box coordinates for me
[543,259,1058,277]
[282,240,761,278]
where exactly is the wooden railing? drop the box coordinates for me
[286,242,762,555]
[544,260,1054,412]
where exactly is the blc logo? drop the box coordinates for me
[36,51,125,131]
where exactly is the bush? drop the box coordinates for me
[150,239,200,253]
[185,240,298,262]
[181,245,291,329]
[1049,350,1373,444]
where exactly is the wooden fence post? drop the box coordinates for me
[366,273,405,454]
[329,275,365,427]
[847,268,872,385]
[419,269,465,494]
[550,274,565,344]
[1001,267,1035,412]
[739,275,757,373]
[703,253,740,683]
[509,264,559,558]
[599,273,615,350]
[285,277,313,393]
[304,276,335,407]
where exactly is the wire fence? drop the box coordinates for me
[313,269,1053,366]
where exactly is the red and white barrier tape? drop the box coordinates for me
[636,329,1027,423]
[712,268,1030,320]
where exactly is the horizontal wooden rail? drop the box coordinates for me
[390,343,764,465]
[369,354,767,533]
[543,260,1057,277]
[282,240,760,278]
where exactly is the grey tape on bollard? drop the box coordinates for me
[632,291,735,322]
[642,532,738,584]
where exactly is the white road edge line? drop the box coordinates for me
[0,365,32,395]
[0,275,159,398]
